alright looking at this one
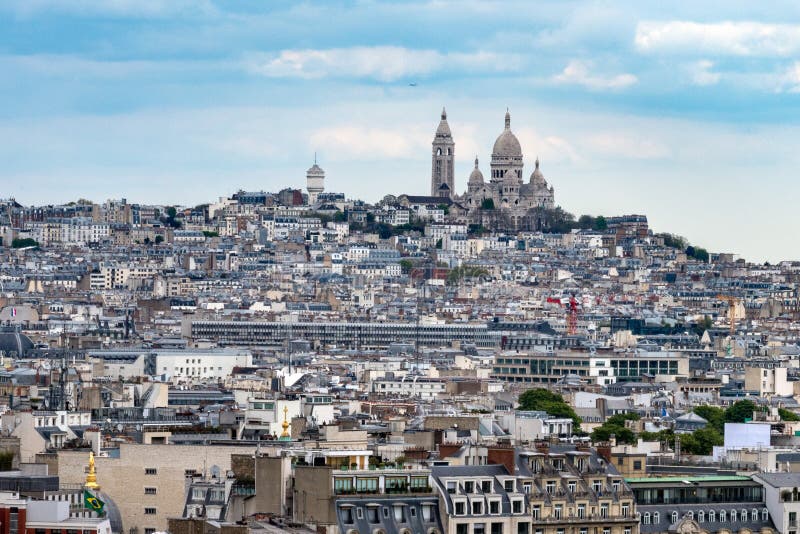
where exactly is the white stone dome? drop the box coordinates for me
[530,158,545,184]
[492,110,522,157]
[469,156,484,184]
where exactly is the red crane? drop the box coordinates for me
[567,294,578,335]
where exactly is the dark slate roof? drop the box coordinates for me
[336,495,442,534]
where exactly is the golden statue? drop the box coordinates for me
[279,406,291,440]
[85,451,100,490]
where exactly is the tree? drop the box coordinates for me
[680,427,723,455]
[725,400,756,423]
[399,259,413,274]
[202,231,219,238]
[577,215,595,229]
[154,235,164,244]
[480,198,495,210]
[517,389,581,427]
[435,238,442,249]
[594,215,608,231]
[11,238,39,248]
[658,233,688,250]
[590,413,640,445]
[693,405,725,434]
[333,211,347,222]
[779,408,800,421]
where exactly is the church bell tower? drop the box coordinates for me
[431,107,455,198]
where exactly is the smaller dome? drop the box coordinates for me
[530,157,545,184]
[0,327,33,356]
[469,156,484,184]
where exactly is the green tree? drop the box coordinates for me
[693,405,725,434]
[517,389,581,427]
[202,231,219,238]
[658,233,688,250]
[725,400,757,423]
[680,427,723,455]
[779,408,800,421]
[166,206,177,219]
[594,215,607,231]
[154,235,164,244]
[590,413,640,445]
[577,215,595,229]
[435,238,442,249]
[333,211,347,222]
[399,259,413,274]
[11,238,39,248]
[480,198,495,210]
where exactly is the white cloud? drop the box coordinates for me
[777,62,800,93]
[515,127,580,164]
[309,124,431,159]
[636,21,800,57]
[245,46,520,82]
[2,0,215,18]
[552,60,637,90]
[585,133,670,160]
[688,60,721,86]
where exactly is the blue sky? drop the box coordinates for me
[1,1,800,261]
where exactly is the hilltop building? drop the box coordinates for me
[429,108,556,230]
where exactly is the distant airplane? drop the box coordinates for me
[408,82,417,86]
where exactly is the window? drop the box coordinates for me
[621,504,629,517]
[491,523,503,534]
[356,508,363,520]
[752,509,759,522]
[633,460,642,470]
[742,508,748,522]
[512,500,522,514]
[518,524,529,534]
[763,508,769,522]
[643,512,650,525]
[144,487,157,495]
[672,511,679,523]
[342,508,354,524]
[144,507,157,515]
[523,482,531,494]
[472,501,483,515]
[367,507,379,523]
[456,525,468,534]
[447,481,456,494]
[577,504,585,519]
[602,529,610,534]
[720,510,726,522]
[554,505,562,519]
[481,480,492,493]
[145,468,157,475]
[731,510,737,522]
[568,481,576,493]
[531,505,540,519]
[624,529,631,534]
[145,530,156,534]
[709,511,715,522]
[504,480,514,492]
[653,512,660,523]
[698,511,704,522]
[600,503,608,518]
[489,501,500,514]
[465,481,475,493]
[474,524,486,534]
[546,481,555,494]
[454,502,465,516]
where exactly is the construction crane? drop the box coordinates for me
[546,294,579,335]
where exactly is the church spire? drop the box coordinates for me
[474,155,479,168]
[505,108,510,129]
[441,107,447,120]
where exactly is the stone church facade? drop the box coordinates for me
[430,108,555,230]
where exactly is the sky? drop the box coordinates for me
[1,1,800,262]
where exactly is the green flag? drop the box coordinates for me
[84,490,105,515]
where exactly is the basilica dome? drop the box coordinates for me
[530,158,546,185]
[492,110,522,158]
[468,157,484,184]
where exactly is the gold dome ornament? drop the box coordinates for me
[84,451,100,490]
[279,406,291,441]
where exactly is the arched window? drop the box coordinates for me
[731,510,737,522]
[751,508,758,522]
[698,511,704,522]
[437,148,442,156]
[653,512,660,523]
[719,510,726,522]
[687,511,694,521]
[643,513,650,525]
[709,511,715,522]
[672,511,678,523]
[762,508,769,521]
